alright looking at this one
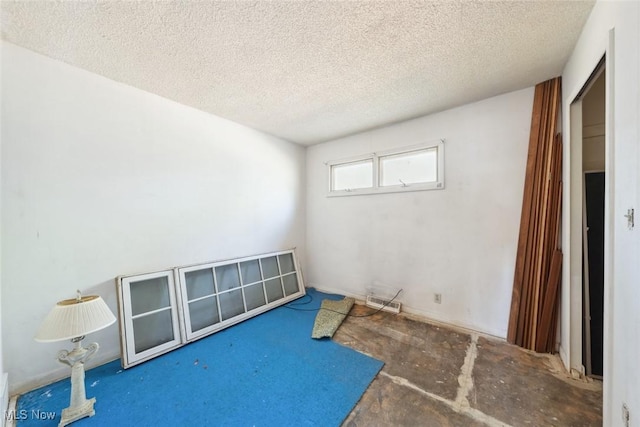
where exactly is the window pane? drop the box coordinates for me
[240,260,262,284]
[278,253,295,274]
[188,297,220,332]
[133,310,174,353]
[282,273,299,296]
[261,256,280,279]
[185,269,215,301]
[219,289,245,320]
[332,159,373,191]
[379,148,437,187]
[130,276,171,316]
[215,263,240,292]
[265,278,284,303]
[244,283,266,311]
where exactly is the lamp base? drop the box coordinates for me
[59,397,95,427]
[56,339,99,427]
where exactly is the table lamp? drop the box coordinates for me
[35,291,116,427]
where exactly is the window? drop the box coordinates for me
[379,147,437,188]
[116,250,305,368]
[328,140,444,196]
[330,158,373,192]
[117,270,183,367]
[177,251,304,342]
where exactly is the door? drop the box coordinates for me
[584,171,605,377]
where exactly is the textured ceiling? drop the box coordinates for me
[1,1,594,145]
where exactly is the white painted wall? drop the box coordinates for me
[561,1,639,425]
[306,88,533,338]
[0,42,306,395]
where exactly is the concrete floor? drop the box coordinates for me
[335,305,602,427]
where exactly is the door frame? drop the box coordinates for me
[562,33,613,381]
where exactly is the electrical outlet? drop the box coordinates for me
[434,293,442,304]
[622,403,630,427]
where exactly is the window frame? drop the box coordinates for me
[116,249,305,368]
[117,269,184,368]
[327,139,445,197]
[329,156,375,193]
[176,250,305,342]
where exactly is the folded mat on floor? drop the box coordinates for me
[312,297,355,339]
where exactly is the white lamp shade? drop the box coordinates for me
[35,295,116,342]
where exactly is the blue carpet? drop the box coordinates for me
[17,289,383,426]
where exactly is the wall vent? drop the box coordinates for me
[365,295,401,314]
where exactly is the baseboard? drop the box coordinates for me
[1,373,8,427]
[308,285,506,341]
[558,344,570,371]
[9,350,121,397]
[308,285,367,304]
[4,397,16,427]
[399,304,506,341]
